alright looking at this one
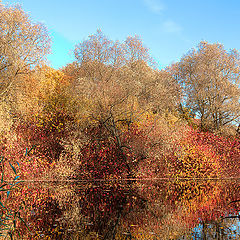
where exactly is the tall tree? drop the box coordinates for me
[72,30,180,122]
[0,3,51,97]
[171,41,240,130]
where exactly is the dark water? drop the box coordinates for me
[3,179,240,239]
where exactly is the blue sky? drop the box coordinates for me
[3,0,240,69]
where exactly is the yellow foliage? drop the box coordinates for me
[37,66,69,100]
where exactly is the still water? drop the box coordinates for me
[2,179,240,239]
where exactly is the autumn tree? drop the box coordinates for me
[67,30,181,191]
[71,30,180,130]
[171,41,240,131]
[0,3,51,98]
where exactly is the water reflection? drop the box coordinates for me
[4,179,240,239]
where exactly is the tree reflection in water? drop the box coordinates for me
[6,179,240,239]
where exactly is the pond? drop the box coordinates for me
[2,178,240,239]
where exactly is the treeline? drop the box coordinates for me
[1,3,240,239]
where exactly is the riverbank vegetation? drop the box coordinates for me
[1,2,240,239]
